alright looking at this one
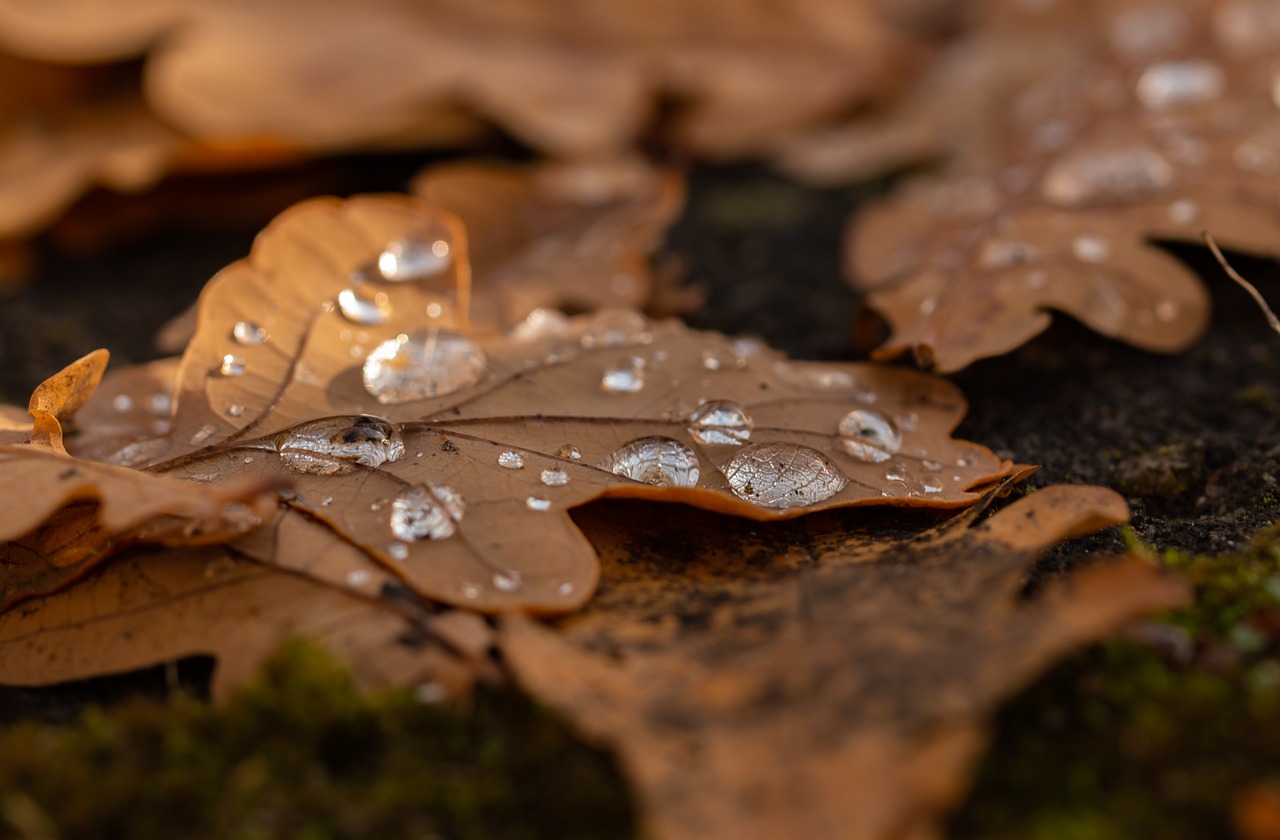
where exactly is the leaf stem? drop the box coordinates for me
[1203,231,1280,335]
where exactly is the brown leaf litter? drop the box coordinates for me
[836,0,1280,371]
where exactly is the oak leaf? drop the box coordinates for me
[841,0,1280,371]
[503,485,1189,840]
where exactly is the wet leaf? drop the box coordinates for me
[0,0,938,160]
[503,484,1190,840]
[842,0,1280,371]
[56,192,1011,618]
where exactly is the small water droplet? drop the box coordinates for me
[881,479,910,498]
[232,320,267,345]
[837,409,902,463]
[220,354,246,377]
[511,308,571,342]
[1072,235,1111,263]
[1136,60,1225,109]
[526,496,552,511]
[723,442,847,509]
[701,351,723,371]
[557,444,582,460]
[601,364,645,394]
[602,437,700,487]
[493,570,522,592]
[377,233,452,281]
[242,455,254,464]
[580,309,648,348]
[461,583,480,599]
[688,400,754,445]
[189,424,218,446]
[979,240,1040,270]
[1167,199,1199,225]
[321,496,333,506]
[1042,144,1173,206]
[1155,298,1179,322]
[557,582,575,596]
[347,569,373,586]
[920,474,944,494]
[390,484,464,542]
[540,468,570,487]
[275,415,405,474]
[227,404,244,418]
[498,450,524,469]
[884,462,909,481]
[337,286,391,325]
[955,450,977,467]
[362,329,486,404]
[147,393,171,415]
[111,394,133,412]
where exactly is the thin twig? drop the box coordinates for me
[1204,230,1280,335]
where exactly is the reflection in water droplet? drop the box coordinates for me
[220,354,246,377]
[602,437,700,487]
[377,233,452,281]
[601,364,645,394]
[580,309,648,347]
[838,409,902,463]
[723,442,847,509]
[493,570,522,593]
[1072,235,1111,263]
[1136,60,1225,109]
[688,400,753,445]
[362,329,486,404]
[275,416,405,475]
[526,496,551,511]
[232,321,267,345]
[540,468,570,487]
[390,484,464,541]
[1042,144,1173,206]
[557,444,582,460]
[498,450,524,469]
[511,308,571,342]
[337,287,391,325]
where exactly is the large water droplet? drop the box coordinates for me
[580,309,648,348]
[337,286,391,325]
[498,450,524,469]
[220,354,246,377]
[362,329,486,404]
[601,437,700,487]
[390,484,464,541]
[601,364,645,394]
[1136,60,1225,109]
[511,308,571,342]
[837,409,902,463]
[723,442,847,509]
[688,400,753,445]
[275,416,405,475]
[232,321,267,345]
[377,233,452,281]
[540,468,570,487]
[1041,143,1174,206]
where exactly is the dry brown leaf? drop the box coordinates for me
[26,348,107,452]
[502,484,1189,840]
[0,0,938,160]
[50,192,1012,618]
[840,0,1280,371]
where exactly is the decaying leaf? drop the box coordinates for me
[841,0,1280,371]
[503,485,1189,840]
[0,0,943,160]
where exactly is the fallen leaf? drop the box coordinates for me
[841,0,1280,371]
[0,0,937,159]
[502,484,1190,840]
[26,347,107,452]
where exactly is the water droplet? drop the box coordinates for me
[242,455,254,465]
[557,582,575,596]
[557,444,582,460]
[390,484,464,541]
[321,496,333,506]
[1041,144,1174,206]
[275,415,405,475]
[701,351,723,371]
[220,354,246,377]
[227,404,244,418]
[377,233,452,281]
[723,442,847,509]
[337,286,391,325]
[232,321,267,345]
[837,409,902,463]
[362,329,486,404]
[881,479,911,498]
[955,450,977,467]
[493,570,522,593]
[580,309,648,347]
[498,451,524,470]
[979,240,1040,270]
[1167,199,1199,225]
[1155,298,1179,322]
[540,468,570,487]
[1136,60,1225,109]
[884,462,909,481]
[922,459,943,472]
[920,474,945,494]
[511,308,571,342]
[461,583,480,599]
[189,424,218,446]
[601,437,700,487]
[526,496,551,511]
[1072,235,1111,263]
[111,394,133,412]
[688,400,753,445]
[147,393,171,415]
[347,569,373,586]
[601,364,645,394]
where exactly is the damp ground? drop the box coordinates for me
[2,159,1280,837]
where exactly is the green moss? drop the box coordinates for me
[0,641,635,840]
[952,525,1280,839]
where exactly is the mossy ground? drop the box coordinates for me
[3,161,1280,836]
